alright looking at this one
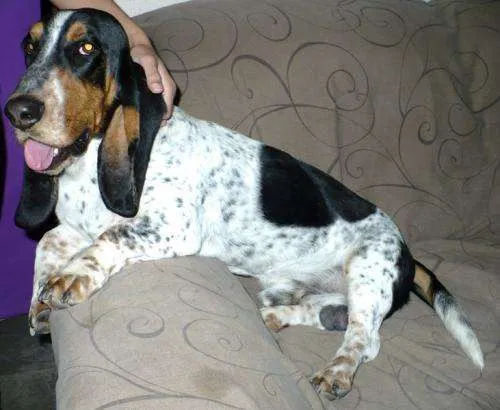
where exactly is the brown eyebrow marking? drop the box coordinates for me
[66,21,87,42]
[29,22,44,41]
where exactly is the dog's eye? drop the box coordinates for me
[78,42,95,56]
[25,42,35,55]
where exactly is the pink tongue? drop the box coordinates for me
[24,139,56,171]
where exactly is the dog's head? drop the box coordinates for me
[4,9,165,228]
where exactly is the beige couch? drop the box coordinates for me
[50,1,500,408]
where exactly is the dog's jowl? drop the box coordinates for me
[4,9,484,400]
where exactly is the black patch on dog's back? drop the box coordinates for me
[259,145,376,227]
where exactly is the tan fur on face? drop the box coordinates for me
[11,67,115,178]
[54,72,119,145]
[14,68,107,149]
[29,22,44,41]
[66,21,87,42]
[59,68,105,139]
[11,70,67,147]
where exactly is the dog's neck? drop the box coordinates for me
[60,138,99,179]
[56,138,122,238]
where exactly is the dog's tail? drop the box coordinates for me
[412,260,484,369]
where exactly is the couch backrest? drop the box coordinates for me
[137,0,500,245]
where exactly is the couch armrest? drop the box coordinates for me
[50,257,322,409]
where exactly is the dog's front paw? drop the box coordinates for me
[310,367,353,400]
[39,274,95,309]
[260,307,289,332]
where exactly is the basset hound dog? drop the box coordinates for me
[4,8,484,400]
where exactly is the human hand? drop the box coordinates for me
[130,43,176,124]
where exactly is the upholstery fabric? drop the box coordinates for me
[51,258,322,409]
[52,1,499,409]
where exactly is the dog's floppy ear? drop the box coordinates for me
[15,166,57,229]
[97,46,165,217]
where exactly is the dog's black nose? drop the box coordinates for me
[4,96,45,131]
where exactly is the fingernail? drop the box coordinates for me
[151,83,163,93]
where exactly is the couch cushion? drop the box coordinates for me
[50,257,322,409]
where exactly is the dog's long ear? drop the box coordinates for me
[97,47,166,217]
[15,166,57,229]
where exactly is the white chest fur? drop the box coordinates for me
[55,139,122,240]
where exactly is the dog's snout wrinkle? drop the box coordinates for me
[5,95,45,130]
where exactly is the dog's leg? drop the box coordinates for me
[261,293,347,331]
[30,224,92,334]
[259,281,305,307]
[310,252,396,400]
[38,215,199,310]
